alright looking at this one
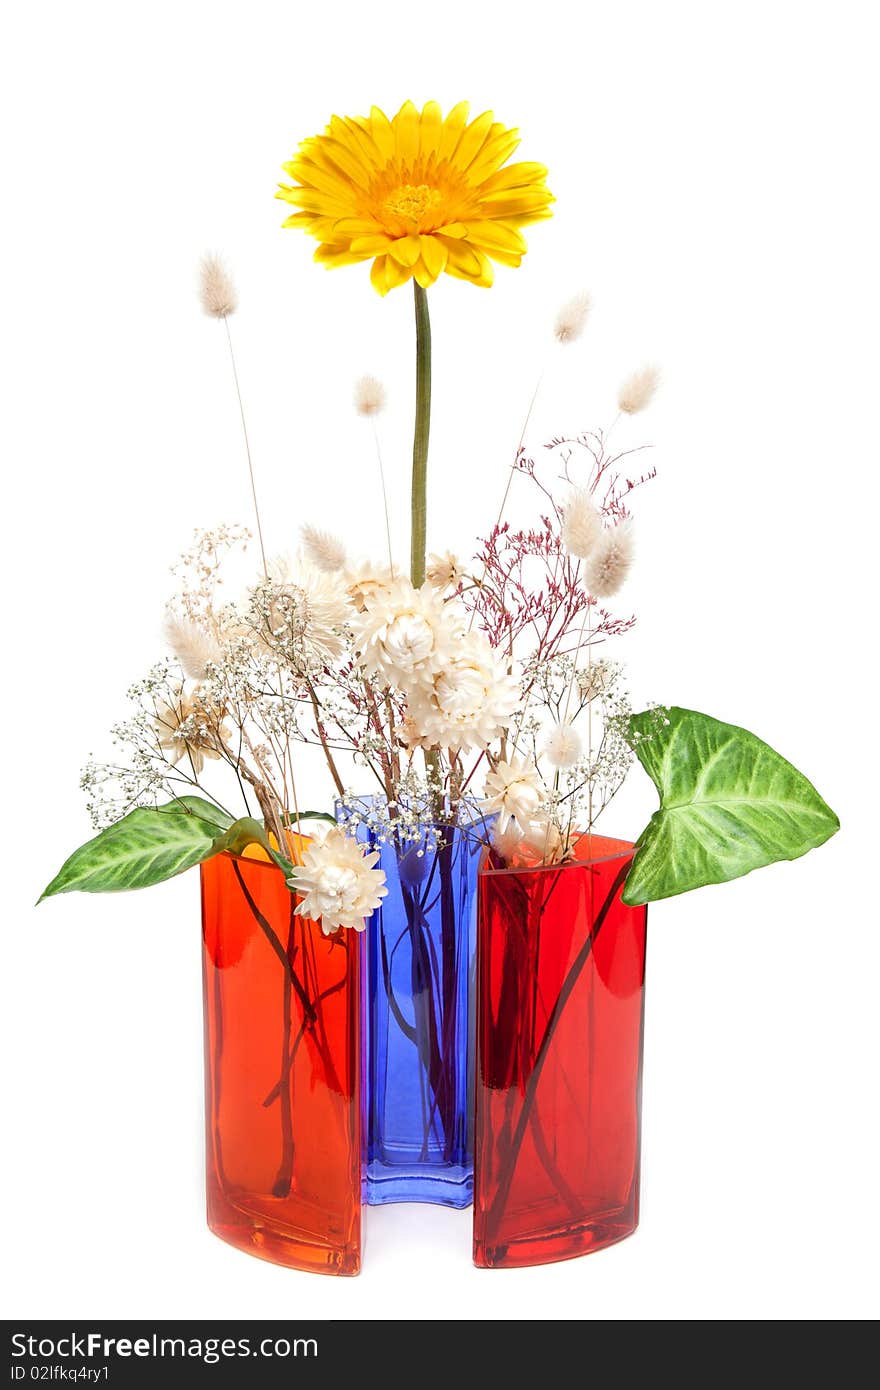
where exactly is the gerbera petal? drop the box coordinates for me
[332,217,384,237]
[313,137,373,191]
[393,100,420,164]
[476,189,556,217]
[461,220,528,255]
[477,161,550,194]
[383,255,415,290]
[286,155,356,201]
[437,101,470,160]
[451,110,495,173]
[340,116,386,167]
[350,234,394,254]
[326,117,377,175]
[413,258,439,289]
[480,248,523,269]
[314,244,367,267]
[419,100,443,158]
[387,233,422,267]
[516,207,555,226]
[467,129,522,183]
[437,237,488,281]
[278,188,352,217]
[370,255,390,296]
[419,234,448,279]
[369,105,395,160]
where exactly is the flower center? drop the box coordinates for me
[436,662,484,717]
[385,613,435,666]
[381,182,443,227]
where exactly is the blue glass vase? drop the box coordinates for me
[339,799,486,1208]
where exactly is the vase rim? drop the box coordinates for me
[479,832,635,878]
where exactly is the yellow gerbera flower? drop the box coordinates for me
[277,101,554,296]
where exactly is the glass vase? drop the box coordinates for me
[473,835,647,1268]
[200,847,362,1274]
[341,799,486,1208]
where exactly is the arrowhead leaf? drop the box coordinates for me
[623,707,839,905]
[39,797,234,901]
[213,817,295,877]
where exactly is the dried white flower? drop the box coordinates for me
[154,682,223,776]
[554,291,591,344]
[617,365,660,415]
[287,827,387,934]
[199,254,237,319]
[344,559,394,613]
[578,661,611,701]
[491,820,524,865]
[426,551,465,591]
[404,633,520,753]
[163,614,223,682]
[481,757,542,832]
[300,524,347,574]
[584,522,634,598]
[521,815,568,865]
[353,577,455,687]
[542,722,583,770]
[354,375,386,417]
[561,489,602,559]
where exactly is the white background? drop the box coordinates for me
[2,0,878,1321]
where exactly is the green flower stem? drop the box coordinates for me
[410,282,432,587]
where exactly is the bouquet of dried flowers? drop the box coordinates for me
[42,100,838,931]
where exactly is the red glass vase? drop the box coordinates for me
[200,846,362,1275]
[473,835,647,1269]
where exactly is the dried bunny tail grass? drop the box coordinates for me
[354,375,386,416]
[163,613,222,681]
[618,364,660,415]
[561,488,602,559]
[584,521,635,598]
[554,291,592,344]
[199,254,238,318]
[300,524,347,574]
[543,721,584,770]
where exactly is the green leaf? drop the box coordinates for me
[39,797,234,901]
[623,707,839,906]
[213,817,295,877]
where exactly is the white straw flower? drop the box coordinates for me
[353,577,456,687]
[199,254,237,319]
[163,614,223,682]
[300,524,347,574]
[481,757,542,833]
[554,291,591,344]
[344,558,394,613]
[354,375,386,417]
[584,521,634,598]
[617,365,660,415]
[154,682,223,776]
[287,827,387,934]
[521,815,568,865]
[404,633,520,753]
[561,488,602,559]
[426,551,465,591]
[491,820,524,865]
[542,722,583,770]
